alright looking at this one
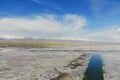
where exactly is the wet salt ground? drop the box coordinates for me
[0,46,120,80]
[0,47,90,80]
[101,52,120,80]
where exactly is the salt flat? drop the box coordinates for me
[0,47,90,80]
[0,44,120,80]
[102,52,120,80]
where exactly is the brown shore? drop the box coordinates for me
[0,42,119,47]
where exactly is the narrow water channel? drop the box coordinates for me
[82,54,104,80]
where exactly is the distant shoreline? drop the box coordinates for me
[0,41,119,47]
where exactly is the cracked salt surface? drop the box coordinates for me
[0,45,120,80]
[102,52,120,80]
[0,47,90,80]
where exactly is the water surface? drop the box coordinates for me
[83,54,104,80]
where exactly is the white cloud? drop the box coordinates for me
[90,0,102,15]
[86,27,120,42]
[89,0,120,16]
[0,14,87,39]
[0,14,120,42]
[31,0,64,12]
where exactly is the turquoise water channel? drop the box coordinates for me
[82,54,104,80]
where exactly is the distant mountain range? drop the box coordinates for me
[0,37,120,46]
[0,37,98,43]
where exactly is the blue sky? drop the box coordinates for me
[0,0,120,42]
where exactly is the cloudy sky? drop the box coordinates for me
[0,0,120,42]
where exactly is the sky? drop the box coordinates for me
[0,0,120,42]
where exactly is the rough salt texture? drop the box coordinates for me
[0,45,120,80]
[0,47,90,80]
[102,52,120,80]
